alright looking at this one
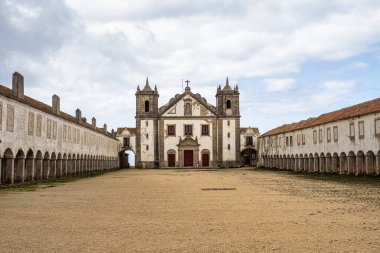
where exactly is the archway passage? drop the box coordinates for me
[241,148,257,166]
[126,150,135,167]
[119,150,129,168]
[2,149,14,184]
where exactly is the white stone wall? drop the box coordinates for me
[0,94,120,159]
[260,112,380,158]
[223,119,236,160]
[140,119,154,161]
[162,119,213,161]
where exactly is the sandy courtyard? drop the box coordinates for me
[0,168,380,252]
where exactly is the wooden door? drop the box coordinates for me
[168,154,175,167]
[202,154,209,167]
[184,150,193,167]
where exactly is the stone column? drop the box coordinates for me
[31,158,35,181]
[65,159,68,176]
[21,158,25,183]
[11,158,15,184]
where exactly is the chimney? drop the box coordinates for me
[76,109,82,123]
[103,123,107,133]
[92,117,96,129]
[52,95,60,115]
[111,129,115,137]
[12,72,24,99]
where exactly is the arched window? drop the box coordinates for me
[145,100,149,112]
[226,100,231,109]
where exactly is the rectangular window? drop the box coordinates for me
[47,118,52,139]
[302,134,305,145]
[145,133,149,139]
[6,105,15,132]
[375,118,380,138]
[0,101,2,130]
[146,145,149,151]
[167,125,175,136]
[63,125,67,142]
[36,114,42,137]
[53,121,57,140]
[227,132,230,138]
[145,121,148,127]
[297,134,300,146]
[333,126,338,142]
[327,127,331,143]
[123,137,130,147]
[201,125,209,135]
[227,120,230,126]
[358,121,364,139]
[349,122,355,140]
[184,125,192,136]
[68,126,71,142]
[28,112,34,136]
[290,136,293,146]
[227,144,230,150]
[246,136,253,145]
[286,136,289,146]
[313,130,317,144]
[319,129,323,143]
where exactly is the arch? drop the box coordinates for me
[356,151,365,175]
[325,153,332,173]
[226,99,231,109]
[365,151,375,175]
[43,151,50,179]
[25,149,34,182]
[14,149,25,183]
[331,153,339,173]
[339,152,347,174]
[145,100,150,112]
[34,150,43,180]
[1,148,14,184]
[319,153,325,172]
[201,149,211,167]
[347,151,356,175]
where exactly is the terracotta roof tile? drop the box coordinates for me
[261,97,380,138]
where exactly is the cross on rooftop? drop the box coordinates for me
[185,80,190,86]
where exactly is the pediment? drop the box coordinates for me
[177,136,200,147]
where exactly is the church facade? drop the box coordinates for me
[135,78,242,168]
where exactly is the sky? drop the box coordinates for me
[1,0,380,134]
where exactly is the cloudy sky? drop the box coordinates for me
[1,0,380,133]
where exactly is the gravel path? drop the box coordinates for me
[1,168,379,252]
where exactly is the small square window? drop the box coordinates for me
[184,125,192,136]
[168,125,175,136]
[145,134,149,139]
[201,125,209,135]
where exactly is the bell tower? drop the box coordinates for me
[215,77,241,167]
[135,78,159,168]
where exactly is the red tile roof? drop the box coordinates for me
[260,97,380,138]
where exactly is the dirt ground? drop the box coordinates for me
[1,168,380,253]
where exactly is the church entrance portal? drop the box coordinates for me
[184,150,193,167]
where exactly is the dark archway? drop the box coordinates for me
[1,149,14,184]
[241,148,257,166]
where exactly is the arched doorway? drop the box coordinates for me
[1,148,14,184]
[240,148,257,166]
[126,150,136,167]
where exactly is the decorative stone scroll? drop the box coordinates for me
[6,104,14,132]
[36,114,42,137]
[28,112,34,135]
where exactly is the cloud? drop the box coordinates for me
[262,78,295,92]
[1,0,380,131]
